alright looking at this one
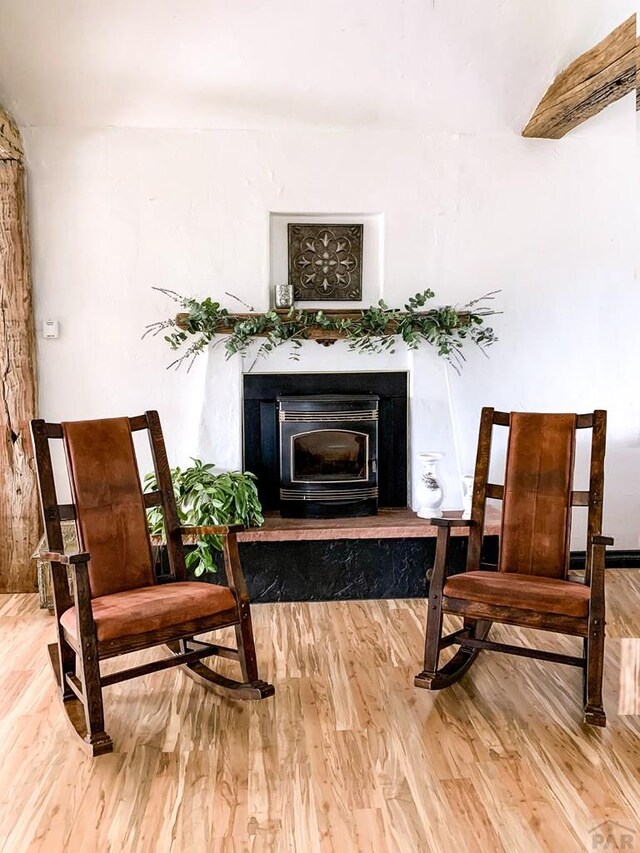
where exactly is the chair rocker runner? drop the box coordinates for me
[31,411,274,757]
[415,408,613,727]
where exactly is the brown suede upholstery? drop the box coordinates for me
[62,418,156,597]
[443,570,589,618]
[499,412,577,579]
[60,582,237,643]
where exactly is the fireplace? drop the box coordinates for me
[278,395,379,518]
[243,372,408,515]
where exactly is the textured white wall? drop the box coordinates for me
[0,0,637,545]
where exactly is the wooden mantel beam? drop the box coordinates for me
[0,103,23,161]
[523,15,636,139]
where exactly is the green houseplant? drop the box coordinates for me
[143,459,264,576]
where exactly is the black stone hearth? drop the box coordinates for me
[233,538,490,601]
[161,537,500,602]
[242,542,636,600]
[160,540,633,603]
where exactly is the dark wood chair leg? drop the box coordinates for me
[166,615,274,702]
[49,564,77,700]
[416,618,491,690]
[73,563,113,755]
[584,537,607,727]
[415,525,489,691]
[414,586,444,688]
[56,633,77,701]
[415,525,448,688]
[176,529,273,700]
[77,640,113,754]
[583,619,606,727]
[235,602,260,684]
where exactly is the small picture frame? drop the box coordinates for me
[288,223,363,302]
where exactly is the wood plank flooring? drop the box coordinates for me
[1,571,639,853]
[620,639,640,715]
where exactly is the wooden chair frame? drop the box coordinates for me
[31,411,274,756]
[414,408,613,727]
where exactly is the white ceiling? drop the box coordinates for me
[0,0,635,133]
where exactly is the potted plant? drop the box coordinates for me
[144,459,264,576]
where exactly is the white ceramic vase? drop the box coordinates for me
[461,474,474,519]
[416,452,445,519]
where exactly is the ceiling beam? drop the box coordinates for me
[522,15,636,139]
[0,103,23,161]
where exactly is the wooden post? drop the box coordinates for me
[0,103,39,593]
[636,35,640,111]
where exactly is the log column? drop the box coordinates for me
[0,124,39,592]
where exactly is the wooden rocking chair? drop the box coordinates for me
[31,411,274,756]
[415,409,613,726]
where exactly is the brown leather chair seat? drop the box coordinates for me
[60,582,237,643]
[443,571,590,618]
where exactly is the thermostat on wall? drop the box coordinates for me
[42,320,59,339]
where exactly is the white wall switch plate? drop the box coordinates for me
[42,320,59,339]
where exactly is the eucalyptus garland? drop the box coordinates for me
[145,288,500,371]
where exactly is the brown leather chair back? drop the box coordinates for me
[62,417,156,597]
[498,412,577,578]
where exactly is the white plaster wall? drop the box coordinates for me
[0,0,637,545]
[0,0,633,132]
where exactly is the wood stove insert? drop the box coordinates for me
[278,395,379,518]
[243,371,408,514]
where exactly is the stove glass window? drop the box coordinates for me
[292,430,367,481]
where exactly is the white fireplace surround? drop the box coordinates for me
[193,333,626,550]
[196,342,468,514]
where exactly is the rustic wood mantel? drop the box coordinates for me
[176,308,375,346]
[175,306,483,347]
[0,102,39,592]
[522,15,637,139]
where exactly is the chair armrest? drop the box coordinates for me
[431,518,476,529]
[41,553,93,628]
[39,550,90,565]
[180,525,245,537]
[590,535,614,547]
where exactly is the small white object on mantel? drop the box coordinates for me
[415,451,445,519]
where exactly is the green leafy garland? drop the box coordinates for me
[145,288,500,372]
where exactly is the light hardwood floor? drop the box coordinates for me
[1,571,639,853]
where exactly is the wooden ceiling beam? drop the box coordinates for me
[0,103,23,161]
[522,15,636,139]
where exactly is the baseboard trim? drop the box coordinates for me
[570,550,640,569]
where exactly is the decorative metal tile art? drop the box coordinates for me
[288,224,363,301]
